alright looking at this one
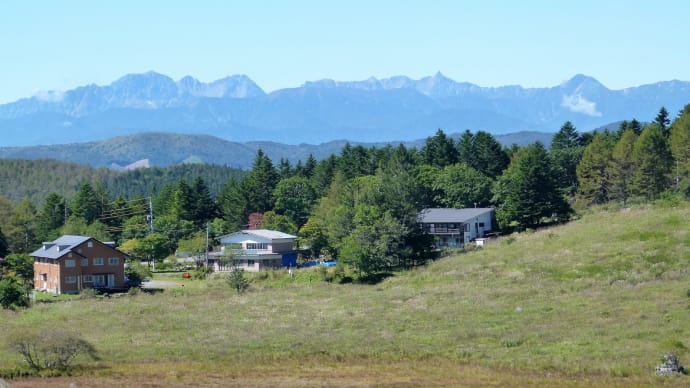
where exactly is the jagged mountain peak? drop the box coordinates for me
[0,72,688,148]
[560,74,606,92]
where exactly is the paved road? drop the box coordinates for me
[141,279,179,288]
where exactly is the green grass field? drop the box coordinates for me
[2,204,690,386]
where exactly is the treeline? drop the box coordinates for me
[0,160,244,205]
[1,104,689,276]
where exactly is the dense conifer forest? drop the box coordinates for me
[1,104,689,277]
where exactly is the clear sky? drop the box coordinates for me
[1,0,690,104]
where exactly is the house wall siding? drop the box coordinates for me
[33,238,127,294]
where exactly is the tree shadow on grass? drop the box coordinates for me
[357,272,394,285]
[140,288,164,295]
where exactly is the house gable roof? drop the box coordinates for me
[418,208,494,224]
[29,235,127,260]
[220,229,297,244]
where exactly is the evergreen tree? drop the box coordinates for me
[71,183,100,224]
[278,158,293,179]
[576,132,613,206]
[608,129,638,206]
[456,130,474,166]
[217,177,248,232]
[550,121,585,196]
[5,198,37,253]
[492,142,571,229]
[243,149,279,214]
[302,154,318,178]
[35,193,66,242]
[0,226,8,257]
[669,104,690,191]
[191,176,217,227]
[629,119,643,136]
[421,129,458,168]
[654,106,671,137]
[153,183,175,217]
[470,131,510,178]
[337,144,373,179]
[310,154,337,197]
[172,180,195,222]
[631,124,672,200]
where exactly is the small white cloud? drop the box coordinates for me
[561,94,601,117]
[34,90,65,102]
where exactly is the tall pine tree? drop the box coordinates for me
[576,132,613,206]
[631,124,672,200]
[608,129,638,206]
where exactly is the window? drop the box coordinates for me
[87,241,93,248]
[247,260,255,266]
[108,257,119,265]
[83,275,93,283]
[93,258,104,266]
[464,224,470,232]
[93,275,105,287]
[65,276,76,283]
[246,243,268,250]
[65,259,76,268]
[81,258,89,266]
[68,253,73,258]
[479,222,485,227]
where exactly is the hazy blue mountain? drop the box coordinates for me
[0,131,556,169]
[0,72,688,147]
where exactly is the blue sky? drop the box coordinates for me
[1,0,689,104]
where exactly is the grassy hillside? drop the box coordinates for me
[1,204,689,386]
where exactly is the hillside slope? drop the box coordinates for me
[1,204,689,385]
[0,131,554,169]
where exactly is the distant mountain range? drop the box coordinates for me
[0,131,554,169]
[0,72,688,147]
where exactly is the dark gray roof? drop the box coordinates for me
[30,235,91,260]
[418,208,493,223]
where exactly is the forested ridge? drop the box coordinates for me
[1,104,689,278]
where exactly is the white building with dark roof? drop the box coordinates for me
[209,229,297,272]
[418,208,494,247]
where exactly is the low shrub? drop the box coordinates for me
[8,328,100,373]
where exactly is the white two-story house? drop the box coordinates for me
[209,229,297,272]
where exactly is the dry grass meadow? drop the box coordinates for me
[2,203,690,386]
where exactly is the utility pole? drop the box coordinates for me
[205,222,210,269]
[148,196,155,271]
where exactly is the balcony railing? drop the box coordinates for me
[227,249,274,255]
[427,227,462,234]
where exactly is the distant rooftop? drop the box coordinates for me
[418,208,494,223]
[30,235,92,260]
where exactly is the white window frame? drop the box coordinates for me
[93,257,104,266]
[108,257,119,265]
[83,275,93,283]
[87,241,93,248]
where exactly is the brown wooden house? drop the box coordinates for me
[30,235,127,294]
